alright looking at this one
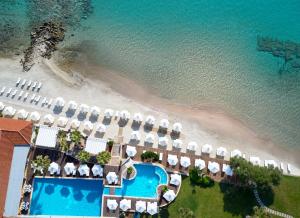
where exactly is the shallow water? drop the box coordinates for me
[1,0,300,149]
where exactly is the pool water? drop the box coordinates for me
[104,164,168,198]
[30,178,103,216]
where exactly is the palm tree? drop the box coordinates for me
[76,150,91,163]
[71,130,82,145]
[31,155,51,175]
[96,151,111,165]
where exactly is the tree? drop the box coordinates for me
[141,151,159,162]
[107,140,114,147]
[189,167,214,187]
[96,151,111,165]
[31,155,51,175]
[251,206,271,218]
[178,207,195,218]
[58,130,69,152]
[76,150,91,163]
[127,166,133,174]
[161,185,168,194]
[70,130,82,144]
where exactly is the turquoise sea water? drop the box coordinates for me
[1,1,300,149]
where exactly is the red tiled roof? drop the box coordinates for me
[0,118,32,217]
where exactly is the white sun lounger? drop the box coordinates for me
[37,82,42,90]
[35,95,41,103]
[23,92,29,100]
[0,87,5,95]
[11,89,17,97]
[48,98,53,107]
[287,164,292,174]
[41,97,47,105]
[30,94,36,102]
[6,88,12,95]
[18,90,24,99]
[21,79,26,87]
[32,81,37,89]
[27,80,32,88]
[159,153,163,162]
[280,162,284,171]
[16,78,21,86]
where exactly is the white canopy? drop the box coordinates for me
[70,119,81,129]
[208,161,220,174]
[173,139,183,149]
[29,111,41,122]
[126,145,137,157]
[57,117,68,127]
[250,156,261,165]
[17,109,28,119]
[120,199,131,211]
[231,149,242,158]
[92,164,103,177]
[48,162,60,175]
[133,113,143,123]
[202,144,213,154]
[180,156,191,168]
[136,200,146,213]
[163,190,176,202]
[145,133,155,144]
[104,109,114,119]
[145,115,155,125]
[158,137,168,147]
[96,123,106,133]
[187,141,197,151]
[172,122,182,133]
[147,202,158,215]
[216,147,227,157]
[107,199,118,210]
[106,172,118,184]
[79,104,90,114]
[3,106,16,117]
[120,110,130,120]
[64,162,76,175]
[222,164,233,176]
[90,106,100,116]
[55,97,65,107]
[130,131,141,141]
[68,100,77,110]
[170,174,181,186]
[265,160,278,168]
[159,119,169,129]
[78,164,90,176]
[167,154,178,166]
[0,102,5,110]
[83,121,93,131]
[43,114,55,125]
[195,159,206,170]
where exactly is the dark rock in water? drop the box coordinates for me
[21,21,65,71]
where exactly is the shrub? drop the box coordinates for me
[161,185,168,194]
[189,167,202,184]
[107,140,114,147]
[127,166,133,174]
[200,175,214,187]
[141,151,159,162]
[96,151,111,165]
[76,150,91,163]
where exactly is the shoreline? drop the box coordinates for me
[1,56,299,175]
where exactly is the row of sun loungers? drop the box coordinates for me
[16,78,42,91]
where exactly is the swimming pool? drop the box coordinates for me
[30,178,103,216]
[104,163,168,198]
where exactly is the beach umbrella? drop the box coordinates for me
[147,202,158,215]
[222,164,233,176]
[120,110,130,120]
[216,147,227,157]
[90,106,100,116]
[29,111,40,122]
[158,136,169,147]
[120,199,131,211]
[167,154,178,166]
[57,116,68,127]
[231,149,242,158]
[79,104,90,114]
[43,114,55,125]
[180,156,191,168]
[106,172,118,184]
[202,144,213,154]
[136,200,146,213]
[159,119,169,129]
[208,161,220,174]
[126,145,137,157]
[130,131,141,141]
[55,97,65,107]
[172,122,182,133]
[133,113,143,123]
[249,156,261,166]
[78,164,90,176]
[187,141,198,151]
[104,109,114,119]
[172,139,183,149]
[48,162,60,175]
[195,159,206,170]
[145,115,155,125]
[68,100,77,110]
[64,162,76,175]
[23,184,32,193]
[19,201,29,211]
[3,106,16,117]
[145,133,155,144]
[17,109,28,119]
[0,102,5,110]
[107,199,118,210]
[163,190,176,202]
[83,120,93,131]
[96,123,106,133]
[92,164,103,177]
[264,160,278,168]
[70,119,81,129]
[170,174,181,186]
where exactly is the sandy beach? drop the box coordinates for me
[0,56,299,175]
